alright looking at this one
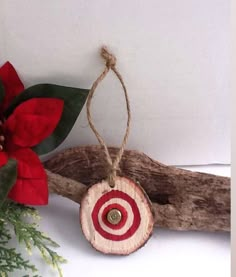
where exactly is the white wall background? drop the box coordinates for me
[0,0,230,165]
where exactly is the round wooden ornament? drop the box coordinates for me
[80,177,154,255]
[79,47,154,255]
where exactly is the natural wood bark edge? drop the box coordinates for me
[45,145,230,232]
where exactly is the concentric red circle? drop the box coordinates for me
[101,203,128,230]
[91,190,141,241]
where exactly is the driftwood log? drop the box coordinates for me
[44,145,230,232]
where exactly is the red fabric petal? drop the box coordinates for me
[9,148,46,178]
[5,98,64,147]
[8,148,48,205]
[8,178,48,205]
[0,151,8,167]
[0,62,24,110]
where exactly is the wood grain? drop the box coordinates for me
[79,177,154,255]
[45,145,230,232]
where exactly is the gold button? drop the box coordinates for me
[106,209,122,225]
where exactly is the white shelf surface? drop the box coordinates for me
[20,165,230,277]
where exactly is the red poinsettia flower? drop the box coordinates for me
[0,62,64,205]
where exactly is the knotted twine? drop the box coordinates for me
[86,47,131,188]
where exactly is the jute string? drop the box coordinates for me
[86,47,131,188]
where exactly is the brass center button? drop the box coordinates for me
[106,209,122,225]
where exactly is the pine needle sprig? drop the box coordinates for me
[0,200,66,277]
[0,216,37,276]
[0,245,37,276]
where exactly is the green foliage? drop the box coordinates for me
[0,159,17,207]
[0,201,66,276]
[4,84,89,155]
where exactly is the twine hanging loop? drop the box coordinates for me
[101,47,117,68]
[86,46,131,187]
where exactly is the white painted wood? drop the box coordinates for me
[80,177,154,255]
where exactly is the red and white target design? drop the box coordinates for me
[80,177,154,255]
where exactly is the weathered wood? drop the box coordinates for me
[45,145,230,232]
[46,169,86,203]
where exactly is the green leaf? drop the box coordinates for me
[0,78,5,103]
[0,159,17,207]
[4,84,89,155]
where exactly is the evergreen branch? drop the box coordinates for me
[0,245,37,275]
[0,201,66,276]
[0,220,11,244]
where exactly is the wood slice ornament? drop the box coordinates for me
[80,177,154,255]
[79,47,154,255]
